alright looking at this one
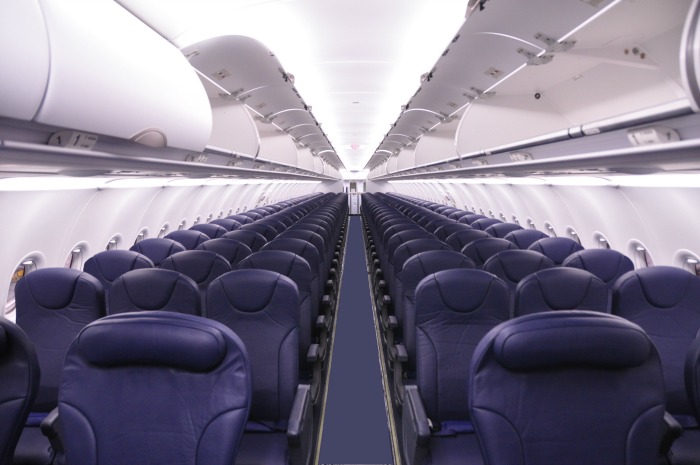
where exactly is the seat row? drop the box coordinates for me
[3,193,348,465]
[362,192,700,465]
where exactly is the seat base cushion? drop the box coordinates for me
[12,426,54,465]
[235,432,288,465]
[427,433,483,465]
[669,429,700,465]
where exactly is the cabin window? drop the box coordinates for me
[479,208,485,215]
[677,252,700,276]
[526,218,537,230]
[235,207,241,214]
[178,219,187,230]
[544,221,557,237]
[512,215,520,225]
[488,209,495,219]
[218,210,224,219]
[5,259,38,323]
[64,245,85,270]
[157,224,169,239]
[629,241,654,268]
[106,235,121,250]
[206,213,213,223]
[227,209,233,216]
[566,226,581,245]
[593,232,611,250]
[193,216,201,226]
[499,212,507,222]
[134,228,148,245]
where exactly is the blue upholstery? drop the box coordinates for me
[515,267,610,316]
[222,230,268,252]
[433,222,472,242]
[261,238,323,307]
[240,211,264,221]
[563,248,634,289]
[483,249,555,292]
[484,222,523,238]
[457,214,487,225]
[196,238,252,266]
[671,336,700,464]
[16,268,105,412]
[527,237,584,265]
[160,250,231,309]
[444,229,490,252]
[613,266,700,419]
[129,238,186,266]
[83,250,154,293]
[59,312,252,465]
[391,239,452,287]
[0,320,39,465]
[424,218,455,234]
[256,218,287,234]
[108,268,201,316]
[469,218,502,231]
[239,223,278,242]
[190,223,228,239]
[15,268,105,465]
[461,237,518,268]
[447,210,473,220]
[206,270,308,465]
[470,311,666,465]
[236,251,314,372]
[503,229,549,249]
[226,214,255,225]
[164,229,210,250]
[210,218,243,231]
[277,229,328,280]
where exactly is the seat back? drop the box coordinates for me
[563,249,634,289]
[59,312,252,465]
[470,311,665,465]
[108,268,201,316]
[83,250,154,294]
[129,238,186,266]
[462,237,518,268]
[164,230,210,250]
[484,222,523,238]
[528,237,584,265]
[189,223,228,239]
[503,229,549,249]
[226,214,255,225]
[206,270,299,423]
[196,238,252,266]
[457,214,488,225]
[0,320,39,464]
[414,269,510,423]
[238,222,278,242]
[222,230,268,252]
[483,249,555,292]
[209,218,243,231]
[261,238,322,306]
[160,250,231,309]
[433,222,472,242]
[16,268,105,411]
[470,218,502,231]
[515,268,610,317]
[445,229,490,252]
[613,266,700,418]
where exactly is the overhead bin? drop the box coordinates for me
[0,0,212,151]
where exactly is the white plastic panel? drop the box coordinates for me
[386,156,399,174]
[209,99,260,156]
[257,122,298,166]
[414,130,458,166]
[34,0,212,150]
[396,146,416,172]
[297,148,315,172]
[0,0,50,120]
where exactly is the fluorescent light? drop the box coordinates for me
[0,177,110,191]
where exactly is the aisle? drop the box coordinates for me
[318,216,394,464]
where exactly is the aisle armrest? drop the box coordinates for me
[402,385,430,465]
[288,385,314,465]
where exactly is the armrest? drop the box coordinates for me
[288,385,314,465]
[40,407,65,456]
[660,411,683,455]
[306,344,319,365]
[316,315,329,330]
[402,385,430,465]
[388,315,398,329]
[395,343,408,363]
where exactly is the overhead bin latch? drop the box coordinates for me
[534,33,576,53]
[517,48,554,66]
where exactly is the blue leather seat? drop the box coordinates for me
[469,218,502,231]
[226,214,255,225]
[613,267,700,430]
[206,270,313,465]
[239,222,279,242]
[190,223,228,239]
[210,218,243,231]
[14,268,105,465]
[461,237,518,268]
[256,218,287,234]
[424,218,455,234]
[401,269,510,465]
[164,229,210,250]
[129,238,186,266]
[239,211,264,221]
[196,238,252,266]
[108,268,201,316]
[503,228,549,249]
[527,237,584,265]
[433,222,472,242]
[672,336,700,464]
[562,248,634,289]
[58,312,252,465]
[484,222,523,238]
[514,267,610,317]
[390,239,452,292]
[83,250,154,297]
[470,311,666,465]
[447,210,473,221]
[445,229,490,252]
[222,230,268,252]
[0,319,39,465]
[160,250,232,310]
[457,214,488,225]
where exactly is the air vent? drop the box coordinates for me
[211,69,231,81]
[485,67,504,78]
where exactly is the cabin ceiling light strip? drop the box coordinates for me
[0,177,112,191]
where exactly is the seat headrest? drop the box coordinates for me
[515,267,609,314]
[19,268,103,309]
[159,250,231,284]
[130,238,186,266]
[616,266,700,309]
[77,312,227,371]
[503,229,549,249]
[164,230,210,250]
[111,268,198,311]
[562,249,634,286]
[493,311,652,370]
[209,269,298,313]
[528,237,584,265]
[416,269,509,314]
[236,251,311,293]
[84,250,154,282]
[483,250,555,285]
